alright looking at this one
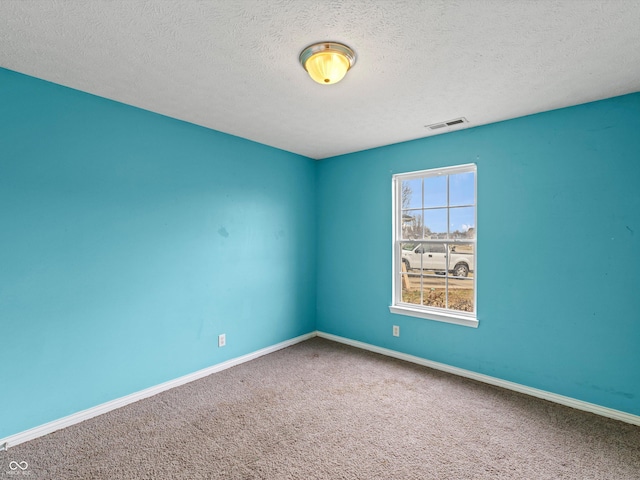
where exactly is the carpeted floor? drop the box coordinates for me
[1,337,639,479]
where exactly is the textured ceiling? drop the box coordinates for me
[1,0,639,159]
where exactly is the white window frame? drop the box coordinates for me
[390,163,478,328]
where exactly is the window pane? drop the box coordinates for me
[421,243,447,274]
[424,175,447,208]
[449,172,475,206]
[449,207,475,239]
[424,208,447,238]
[401,274,421,305]
[401,178,422,210]
[449,244,474,277]
[400,242,420,271]
[422,275,447,309]
[401,210,424,239]
[448,278,474,312]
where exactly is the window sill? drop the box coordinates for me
[389,305,478,328]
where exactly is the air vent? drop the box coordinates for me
[425,117,468,131]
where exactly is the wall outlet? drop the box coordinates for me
[218,334,226,347]
[393,325,400,337]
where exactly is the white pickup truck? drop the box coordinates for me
[401,243,474,277]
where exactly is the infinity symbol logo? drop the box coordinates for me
[9,461,28,470]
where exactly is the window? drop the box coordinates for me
[390,164,477,328]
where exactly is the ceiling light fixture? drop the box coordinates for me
[299,42,356,85]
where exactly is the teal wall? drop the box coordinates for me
[0,69,316,438]
[2,66,638,440]
[316,93,640,415]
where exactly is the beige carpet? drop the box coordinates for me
[1,337,639,479]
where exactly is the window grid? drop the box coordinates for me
[392,164,477,324]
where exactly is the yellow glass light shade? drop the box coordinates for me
[299,42,356,85]
[305,52,351,84]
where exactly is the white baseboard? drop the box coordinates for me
[0,332,316,450]
[316,331,640,426]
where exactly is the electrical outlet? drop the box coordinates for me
[218,334,226,347]
[393,325,400,337]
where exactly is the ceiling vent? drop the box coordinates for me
[425,117,468,131]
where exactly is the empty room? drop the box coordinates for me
[1,1,639,479]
